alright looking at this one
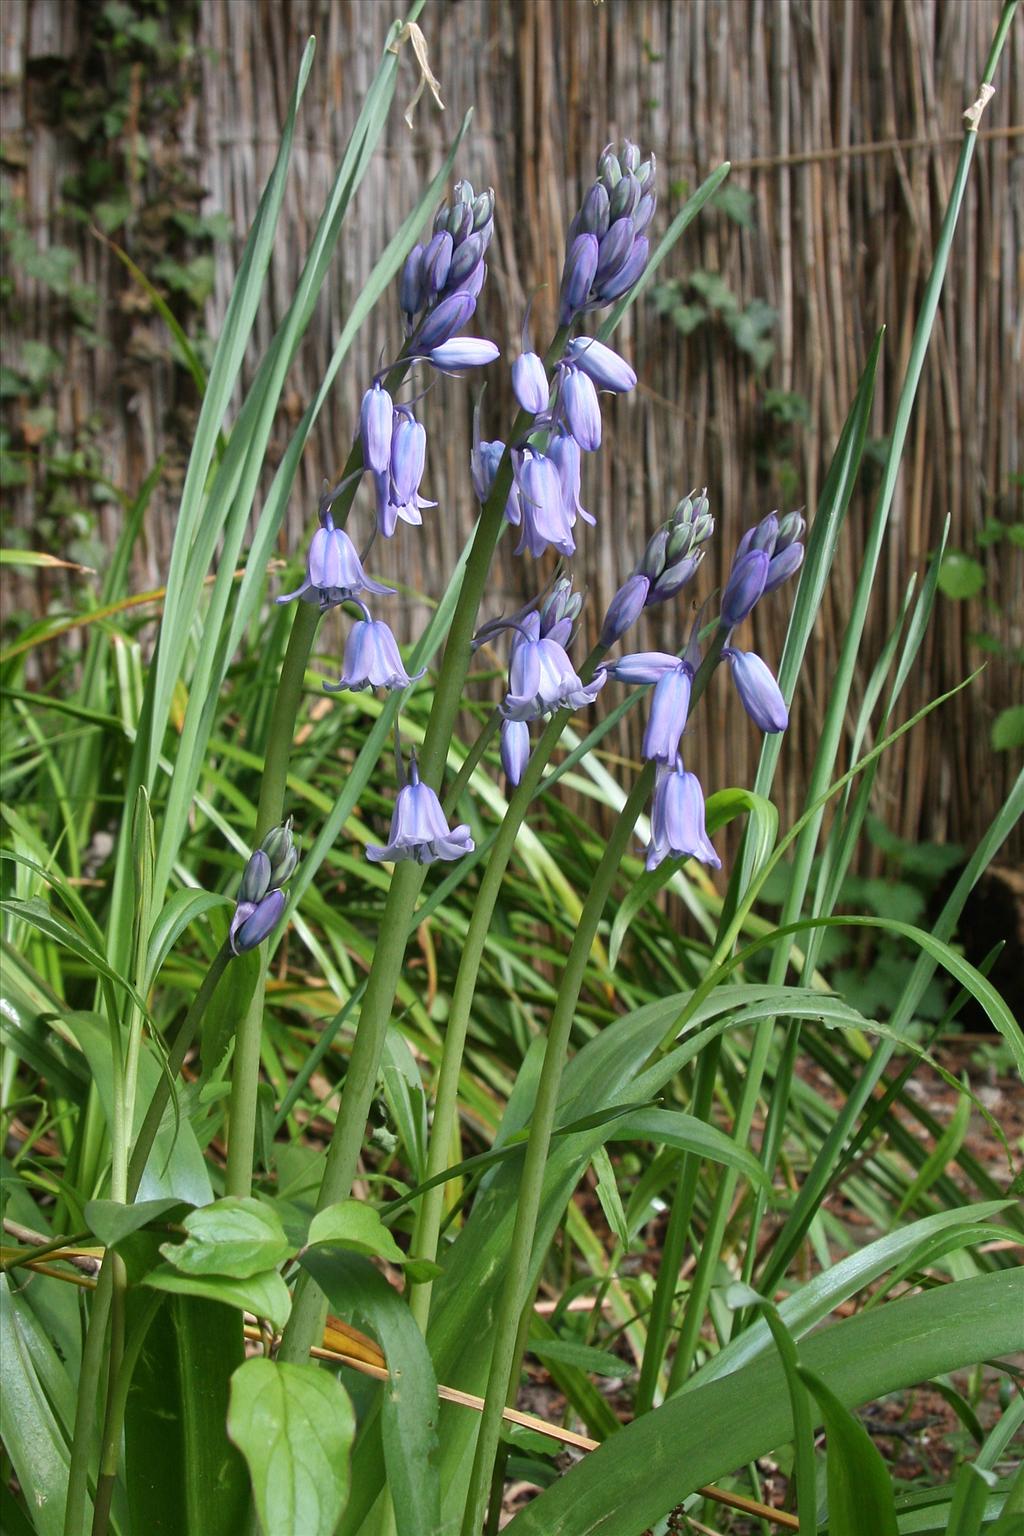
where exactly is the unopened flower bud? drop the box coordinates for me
[562,366,602,451]
[259,820,298,888]
[230,889,286,956]
[239,848,272,904]
[472,189,495,231]
[776,510,806,551]
[446,201,473,244]
[721,548,770,627]
[600,572,650,646]
[609,173,640,222]
[597,235,649,301]
[595,216,635,284]
[512,351,549,415]
[764,541,804,594]
[558,233,599,325]
[360,383,393,476]
[501,719,531,786]
[564,337,637,393]
[725,648,789,733]
[578,182,611,238]
[422,230,454,296]
[400,243,426,327]
[428,338,500,372]
[414,292,476,352]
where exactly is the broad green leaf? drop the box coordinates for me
[530,1339,626,1379]
[144,1264,291,1331]
[305,1200,405,1264]
[161,1196,291,1278]
[799,1367,898,1536]
[227,1357,355,1536]
[125,1297,248,1536]
[0,1276,69,1536]
[503,1269,1023,1535]
[85,1196,187,1248]
[302,1250,439,1536]
[610,1107,769,1188]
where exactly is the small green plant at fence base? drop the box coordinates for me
[1,5,1022,1536]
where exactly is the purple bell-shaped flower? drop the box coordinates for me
[366,759,474,866]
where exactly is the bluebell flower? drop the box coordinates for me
[427,337,501,373]
[512,351,549,415]
[422,230,454,296]
[558,233,600,326]
[564,337,637,393]
[560,141,656,322]
[728,509,805,608]
[599,571,650,647]
[400,180,495,333]
[230,888,286,955]
[645,760,720,871]
[471,435,506,504]
[501,613,606,721]
[500,718,531,786]
[641,658,694,763]
[607,651,684,685]
[546,431,595,532]
[506,450,578,559]
[277,510,395,609]
[366,760,474,866]
[324,614,426,694]
[413,292,477,353]
[230,821,298,955]
[561,366,602,451]
[359,383,393,476]
[723,648,789,733]
[720,548,770,628]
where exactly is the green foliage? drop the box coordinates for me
[227,1358,356,1536]
[2,8,1021,1536]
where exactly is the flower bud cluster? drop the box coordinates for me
[230,820,298,955]
[600,490,806,869]
[558,140,657,326]
[401,180,494,332]
[600,490,714,646]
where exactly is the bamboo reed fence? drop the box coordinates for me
[2,0,1021,861]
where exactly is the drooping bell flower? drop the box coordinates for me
[723,648,789,733]
[500,718,531,786]
[277,510,395,609]
[366,759,474,866]
[560,366,602,451]
[641,658,694,763]
[512,351,549,416]
[546,432,594,530]
[501,613,606,722]
[359,383,393,476]
[645,759,721,871]
[325,612,426,694]
[506,450,578,559]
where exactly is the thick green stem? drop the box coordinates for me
[459,767,652,1534]
[63,1261,113,1536]
[277,331,569,1367]
[90,1253,127,1536]
[459,633,726,1533]
[408,646,607,1333]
